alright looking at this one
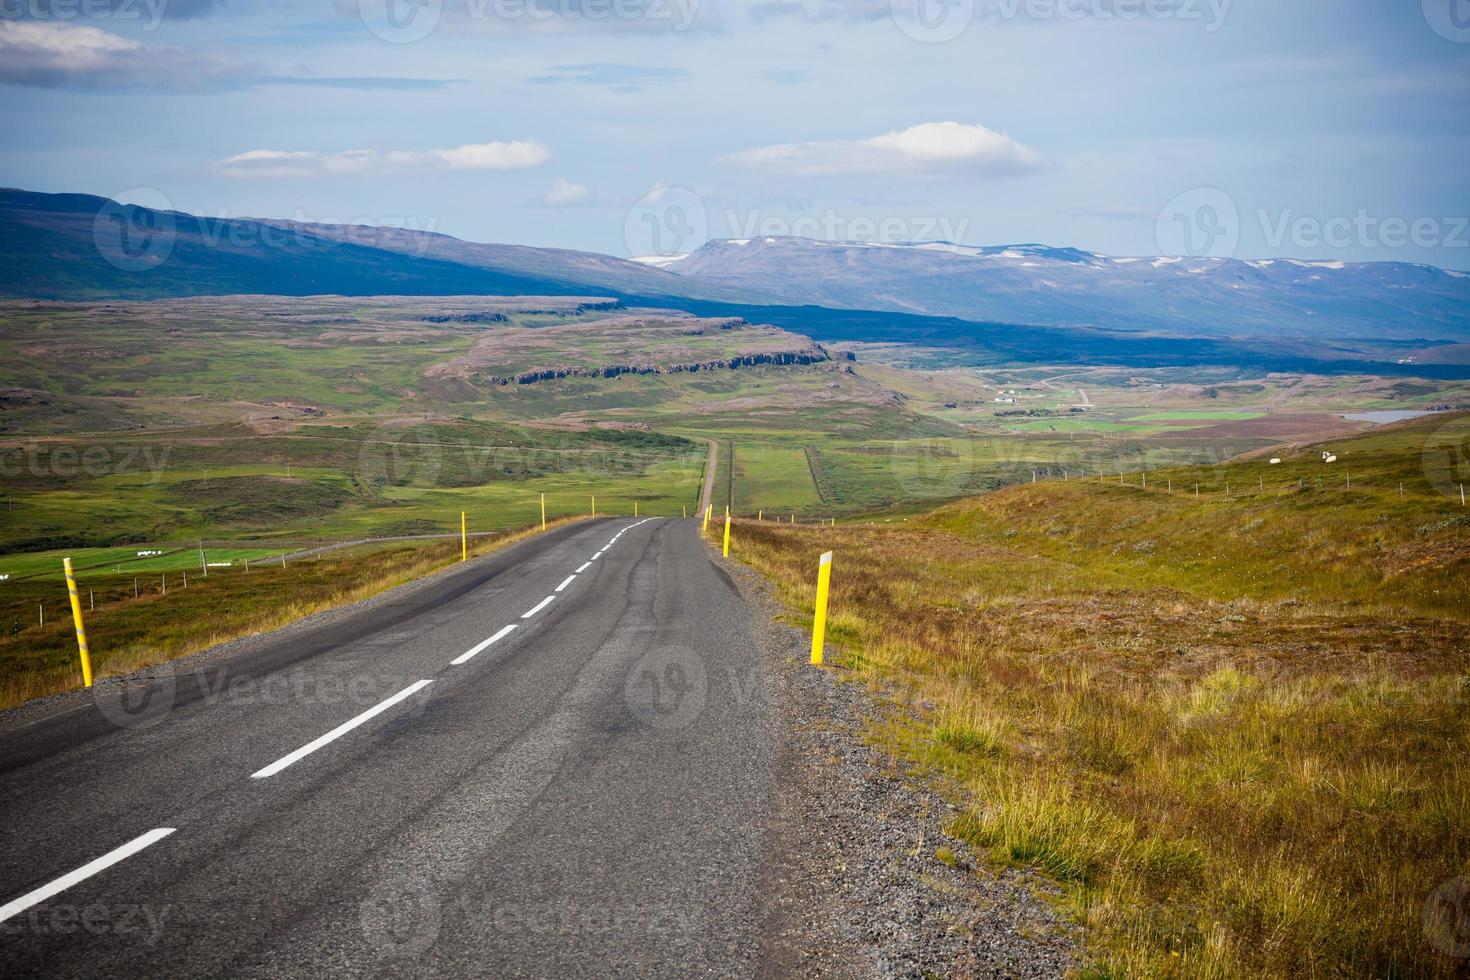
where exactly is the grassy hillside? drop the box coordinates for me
[723,412,1470,978]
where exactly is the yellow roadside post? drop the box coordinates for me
[461,511,467,562]
[540,493,547,531]
[758,509,762,521]
[62,558,93,687]
[683,505,687,518]
[722,506,732,557]
[635,501,639,517]
[591,495,596,518]
[810,550,833,665]
[702,505,710,532]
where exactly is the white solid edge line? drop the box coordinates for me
[555,574,576,592]
[521,595,555,619]
[250,680,433,779]
[575,562,591,573]
[0,828,176,925]
[451,624,517,666]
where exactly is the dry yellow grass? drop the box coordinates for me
[721,429,1470,977]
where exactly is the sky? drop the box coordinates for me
[2,0,1468,268]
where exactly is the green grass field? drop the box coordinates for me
[730,444,821,515]
[0,545,290,582]
[1006,418,1155,433]
[1128,410,1266,421]
[0,419,705,553]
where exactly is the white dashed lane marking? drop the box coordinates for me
[250,680,433,779]
[0,829,177,925]
[521,595,555,619]
[451,624,517,666]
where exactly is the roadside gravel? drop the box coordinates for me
[722,558,1081,978]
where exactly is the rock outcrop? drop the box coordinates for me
[483,347,831,386]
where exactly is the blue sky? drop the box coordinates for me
[2,0,1468,267]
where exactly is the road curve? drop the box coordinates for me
[0,517,778,976]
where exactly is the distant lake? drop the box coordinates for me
[1342,410,1448,424]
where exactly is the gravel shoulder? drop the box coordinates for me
[721,555,1081,978]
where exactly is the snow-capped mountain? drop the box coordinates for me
[643,237,1470,341]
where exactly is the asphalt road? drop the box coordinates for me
[0,517,778,976]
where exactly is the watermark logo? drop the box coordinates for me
[92,187,175,274]
[623,185,707,258]
[1424,0,1470,42]
[1158,189,1468,260]
[91,664,435,733]
[889,434,978,500]
[357,0,442,42]
[356,422,445,489]
[355,0,700,41]
[0,902,171,944]
[1156,187,1239,258]
[1422,418,1470,501]
[1424,876,1470,957]
[894,0,1232,41]
[622,645,707,730]
[91,662,177,731]
[0,0,170,31]
[721,208,971,245]
[890,0,974,43]
[360,880,442,957]
[487,899,696,936]
[1258,209,1467,252]
[0,441,172,482]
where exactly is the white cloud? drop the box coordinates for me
[543,177,591,205]
[213,141,553,179]
[0,20,246,90]
[719,121,1044,177]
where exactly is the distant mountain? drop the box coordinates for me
[251,220,728,300]
[3,189,1468,377]
[0,188,711,302]
[649,238,1470,342]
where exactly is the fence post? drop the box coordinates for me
[62,558,93,687]
[811,551,833,665]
